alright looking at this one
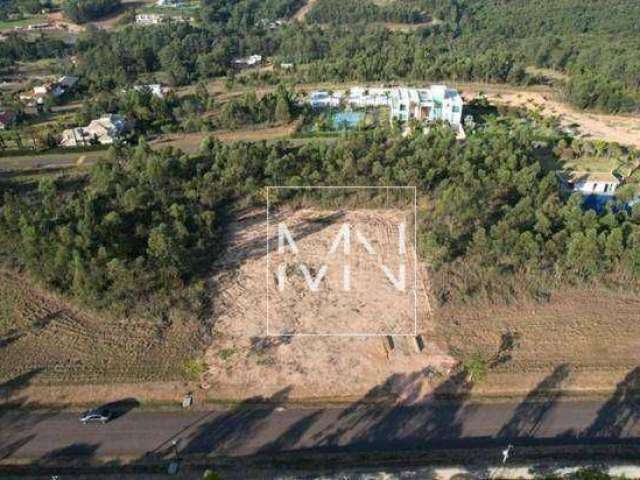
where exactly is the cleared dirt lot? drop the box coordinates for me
[203,207,455,399]
[203,208,640,400]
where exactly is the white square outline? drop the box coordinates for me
[266,185,418,337]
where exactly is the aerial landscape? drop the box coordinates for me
[1,0,640,478]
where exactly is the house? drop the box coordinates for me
[133,84,169,98]
[558,171,620,196]
[308,91,343,108]
[347,87,393,108]
[57,75,78,90]
[389,85,463,127]
[0,110,15,130]
[33,84,51,97]
[233,54,263,67]
[61,114,128,147]
[136,14,164,25]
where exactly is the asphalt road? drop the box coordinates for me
[1,396,639,463]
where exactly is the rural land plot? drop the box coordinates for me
[203,207,455,399]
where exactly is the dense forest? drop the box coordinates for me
[305,0,429,25]
[2,114,639,317]
[0,0,638,111]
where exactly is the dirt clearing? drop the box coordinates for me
[458,83,640,150]
[203,207,454,400]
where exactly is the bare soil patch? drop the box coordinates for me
[457,83,640,150]
[150,124,297,152]
[291,0,320,22]
[203,207,454,400]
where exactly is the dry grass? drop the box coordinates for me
[435,287,640,394]
[458,83,640,149]
[0,270,206,386]
[150,123,298,152]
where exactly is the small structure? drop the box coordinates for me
[57,75,79,90]
[135,13,164,25]
[61,114,128,147]
[232,54,263,68]
[157,0,183,6]
[133,84,169,98]
[558,171,620,196]
[347,87,392,108]
[0,110,15,130]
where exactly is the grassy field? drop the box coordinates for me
[0,270,207,385]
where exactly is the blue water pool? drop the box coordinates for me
[331,111,365,129]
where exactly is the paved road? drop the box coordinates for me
[1,396,639,462]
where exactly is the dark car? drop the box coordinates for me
[80,408,112,424]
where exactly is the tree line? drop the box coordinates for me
[2,113,639,318]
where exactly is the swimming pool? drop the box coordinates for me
[331,111,365,129]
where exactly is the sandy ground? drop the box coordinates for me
[150,124,298,153]
[203,207,455,399]
[457,83,640,150]
[291,0,320,22]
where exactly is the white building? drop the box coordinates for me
[232,54,263,67]
[559,172,620,196]
[347,87,393,108]
[157,0,183,6]
[308,91,344,108]
[389,85,463,127]
[136,13,164,25]
[61,114,128,147]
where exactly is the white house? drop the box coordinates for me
[389,85,463,127]
[347,87,393,108]
[559,172,620,196]
[61,114,128,147]
[232,54,263,67]
[136,13,164,25]
[157,0,183,6]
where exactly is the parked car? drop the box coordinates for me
[80,408,112,424]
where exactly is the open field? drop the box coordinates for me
[197,207,640,401]
[202,207,454,400]
[457,82,640,150]
[436,287,640,395]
